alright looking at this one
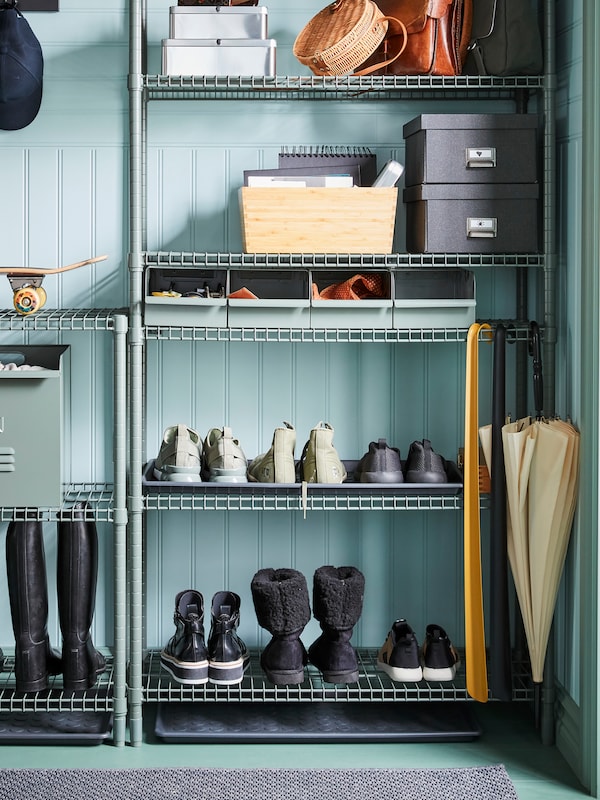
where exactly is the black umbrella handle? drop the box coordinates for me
[529,321,544,419]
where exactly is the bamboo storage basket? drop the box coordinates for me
[239,187,398,253]
[293,0,389,76]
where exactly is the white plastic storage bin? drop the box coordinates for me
[227,270,310,328]
[162,38,276,76]
[310,270,393,329]
[392,269,476,328]
[145,268,228,327]
[169,6,269,39]
[0,345,70,508]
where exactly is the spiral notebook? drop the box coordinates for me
[279,146,378,187]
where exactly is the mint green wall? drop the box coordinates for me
[0,1,591,782]
[0,2,129,652]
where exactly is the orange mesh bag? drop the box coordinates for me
[293,0,407,76]
[313,273,387,300]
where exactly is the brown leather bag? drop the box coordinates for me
[361,0,472,76]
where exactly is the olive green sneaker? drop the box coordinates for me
[153,424,202,482]
[248,422,296,483]
[298,422,347,484]
[202,426,248,483]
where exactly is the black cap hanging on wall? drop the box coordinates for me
[0,1,43,131]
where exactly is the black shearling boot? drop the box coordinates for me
[251,567,311,685]
[6,520,62,692]
[57,504,106,691]
[308,565,365,684]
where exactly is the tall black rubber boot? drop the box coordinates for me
[251,567,311,685]
[307,565,365,684]
[6,520,62,692]
[57,503,106,691]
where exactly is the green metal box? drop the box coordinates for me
[0,345,70,508]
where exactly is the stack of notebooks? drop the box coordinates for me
[244,146,378,188]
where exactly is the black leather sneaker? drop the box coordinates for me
[377,619,422,682]
[160,589,209,685]
[207,591,250,685]
[422,624,461,682]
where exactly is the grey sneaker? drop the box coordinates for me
[298,422,347,484]
[404,439,448,484]
[153,424,202,482]
[356,438,404,483]
[248,422,296,483]
[202,426,248,483]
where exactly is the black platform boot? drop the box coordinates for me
[307,565,365,684]
[57,504,106,691]
[251,567,311,685]
[6,520,62,692]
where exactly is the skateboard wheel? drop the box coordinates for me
[13,285,47,315]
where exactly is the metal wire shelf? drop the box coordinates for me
[0,309,125,332]
[0,484,115,522]
[143,74,545,102]
[144,325,532,344]
[144,251,544,270]
[142,648,532,704]
[143,487,467,512]
[0,652,114,712]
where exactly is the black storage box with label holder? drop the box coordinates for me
[402,113,540,254]
[403,183,539,254]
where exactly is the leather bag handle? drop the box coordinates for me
[354,16,408,76]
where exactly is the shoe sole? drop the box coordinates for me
[377,660,423,682]
[359,471,404,483]
[422,662,459,682]
[208,655,250,685]
[405,470,447,483]
[262,667,306,685]
[160,652,209,684]
[318,669,359,684]
[153,466,202,483]
[207,468,248,483]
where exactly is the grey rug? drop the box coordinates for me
[0,766,518,800]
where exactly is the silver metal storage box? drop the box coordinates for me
[169,6,268,40]
[403,114,539,187]
[162,38,276,76]
[403,183,539,253]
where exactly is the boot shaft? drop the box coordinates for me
[312,565,365,631]
[251,567,311,635]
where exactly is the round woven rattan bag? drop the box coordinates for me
[293,0,389,76]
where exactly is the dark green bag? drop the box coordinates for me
[464,0,543,75]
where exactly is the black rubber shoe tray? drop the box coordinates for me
[143,460,463,495]
[0,711,112,745]
[155,702,480,743]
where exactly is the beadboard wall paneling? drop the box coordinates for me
[0,3,127,655]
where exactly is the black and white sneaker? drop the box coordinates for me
[421,624,461,682]
[377,619,423,682]
[160,589,209,685]
[207,591,250,685]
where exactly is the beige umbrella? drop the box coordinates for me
[502,415,580,683]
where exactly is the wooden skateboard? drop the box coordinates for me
[1,255,108,315]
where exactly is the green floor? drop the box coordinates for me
[0,704,587,798]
